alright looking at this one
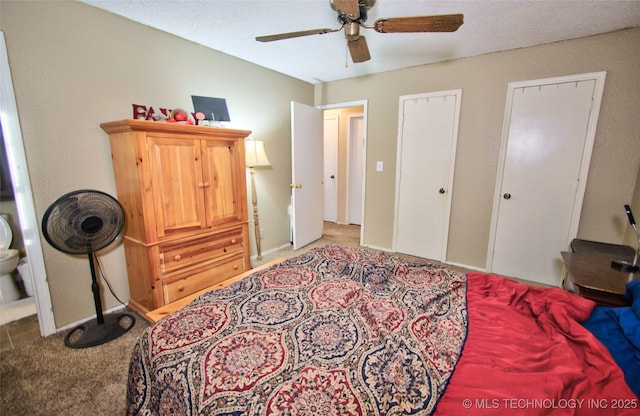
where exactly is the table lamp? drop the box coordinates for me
[245,139,271,260]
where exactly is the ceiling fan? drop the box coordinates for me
[255,0,463,63]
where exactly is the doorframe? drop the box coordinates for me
[486,71,607,272]
[319,100,368,245]
[0,33,56,336]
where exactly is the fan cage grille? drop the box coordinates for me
[42,190,125,255]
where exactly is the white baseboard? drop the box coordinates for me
[251,243,293,260]
[360,243,392,253]
[444,260,486,272]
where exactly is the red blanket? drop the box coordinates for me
[435,272,638,415]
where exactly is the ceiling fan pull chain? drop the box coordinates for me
[345,43,349,68]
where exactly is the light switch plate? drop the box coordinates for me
[376,161,383,172]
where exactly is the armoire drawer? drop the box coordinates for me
[159,228,244,275]
[163,254,246,303]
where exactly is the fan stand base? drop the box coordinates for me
[64,312,136,349]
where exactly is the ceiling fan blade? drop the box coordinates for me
[333,0,360,18]
[348,36,371,63]
[373,14,464,33]
[256,28,339,42]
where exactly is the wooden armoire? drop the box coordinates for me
[101,119,251,315]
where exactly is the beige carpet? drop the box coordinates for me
[2,223,476,414]
[0,314,148,415]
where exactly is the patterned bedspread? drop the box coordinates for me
[127,245,468,415]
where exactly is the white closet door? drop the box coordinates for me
[394,90,461,261]
[489,73,606,286]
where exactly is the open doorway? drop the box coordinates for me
[0,34,55,336]
[0,123,36,324]
[321,102,366,241]
[290,100,367,250]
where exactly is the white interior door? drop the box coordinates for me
[347,114,364,225]
[291,101,323,250]
[323,116,338,223]
[488,72,606,286]
[394,90,461,261]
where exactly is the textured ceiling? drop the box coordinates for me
[82,0,640,84]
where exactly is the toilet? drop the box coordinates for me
[0,215,21,304]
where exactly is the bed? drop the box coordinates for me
[127,245,638,415]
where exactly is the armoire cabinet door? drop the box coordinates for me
[201,140,243,226]
[148,135,207,237]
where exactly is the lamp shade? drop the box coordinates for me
[245,139,271,168]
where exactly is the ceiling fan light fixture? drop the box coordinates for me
[344,22,361,41]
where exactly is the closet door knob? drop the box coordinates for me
[503,193,512,200]
[439,188,445,194]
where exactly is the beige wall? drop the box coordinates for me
[319,28,640,268]
[0,1,313,327]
